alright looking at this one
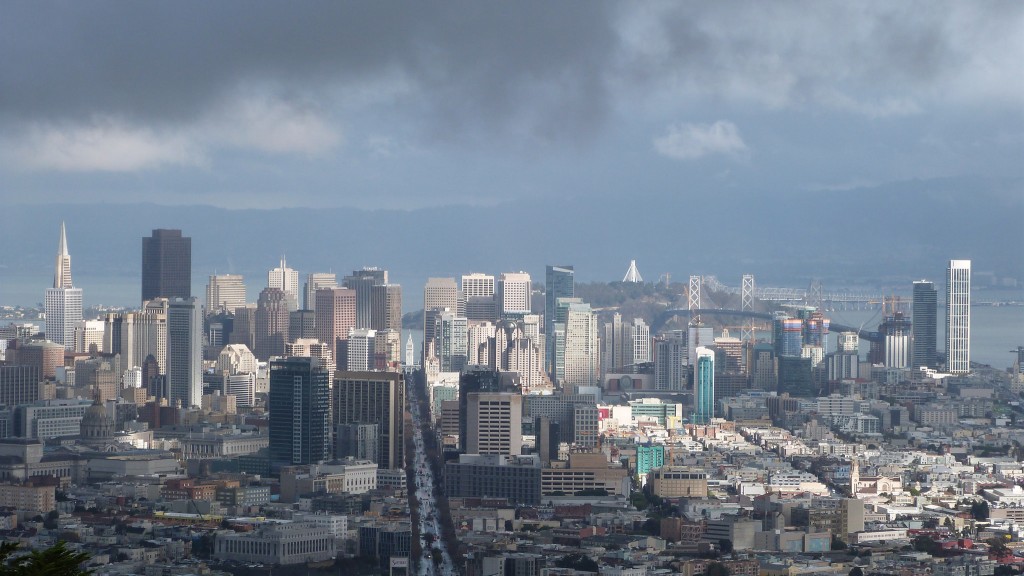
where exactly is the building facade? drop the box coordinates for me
[142,229,191,302]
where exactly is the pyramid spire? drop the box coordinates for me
[54,221,72,289]
[622,259,643,283]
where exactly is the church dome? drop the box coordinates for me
[81,398,115,440]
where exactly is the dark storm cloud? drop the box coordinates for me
[0,1,616,139]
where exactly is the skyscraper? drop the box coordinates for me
[562,300,599,387]
[462,273,496,322]
[423,278,461,351]
[205,274,247,317]
[333,371,405,469]
[142,229,191,302]
[497,272,531,318]
[912,280,938,372]
[166,297,202,408]
[343,268,388,329]
[269,356,331,466]
[946,259,971,374]
[545,265,574,378]
[315,287,357,362]
[465,391,523,457]
[434,310,469,372]
[45,222,83,350]
[268,257,300,311]
[304,272,337,312]
[370,284,403,332]
[692,346,715,424]
[255,287,290,360]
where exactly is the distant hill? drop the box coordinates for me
[1,175,1020,307]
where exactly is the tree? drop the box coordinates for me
[849,568,864,576]
[705,562,730,576]
[971,501,990,521]
[718,539,733,555]
[0,541,93,576]
[831,535,848,551]
[555,553,598,573]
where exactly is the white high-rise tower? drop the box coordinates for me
[945,259,971,374]
[268,257,300,311]
[45,222,83,350]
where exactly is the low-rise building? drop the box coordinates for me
[214,521,336,565]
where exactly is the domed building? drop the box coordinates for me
[80,396,115,441]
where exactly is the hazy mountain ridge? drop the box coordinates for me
[1,175,1020,307]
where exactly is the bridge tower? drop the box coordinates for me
[688,275,701,324]
[808,278,824,311]
[741,274,755,342]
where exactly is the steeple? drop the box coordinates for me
[54,221,72,289]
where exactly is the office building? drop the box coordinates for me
[288,309,316,341]
[166,298,203,408]
[423,277,461,349]
[205,274,247,317]
[912,280,938,372]
[693,347,715,424]
[881,312,911,369]
[255,288,290,360]
[445,454,541,505]
[73,319,104,354]
[142,229,191,301]
[370,284,402,332]
[459,368,520,453]
[315,287,356,360]
[0,366,43,408]
[44,222,83,350]
[346,328,376,372]
[269,357,331,466]
[946,260,971,374]
[497,272,531,318]
[230,305,256,351]
[304,272,337,312]
[343,268,388,329]
[495,318,545,394]
[215,522,335,566]
[774,316,803,358]
[462,273,497,322]
[333,371,405,470]
[465,391,522,457]
[285,339,336,374]
[268,257,300,311]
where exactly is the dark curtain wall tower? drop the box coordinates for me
[142,229,192,302]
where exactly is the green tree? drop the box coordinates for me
[0,541,92,576]
[705,562,730,576]
[555,553,599,573]
[849,567,864,576]
[831,535,848,551]
[971,501,990,521]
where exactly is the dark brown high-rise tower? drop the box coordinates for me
[142,229,191,302]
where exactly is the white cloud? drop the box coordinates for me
[1,93,341,173]
[653,121,748,160]
[208,94,340,155]
[8,118,203,172]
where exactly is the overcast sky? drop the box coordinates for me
[1,2,1021,209]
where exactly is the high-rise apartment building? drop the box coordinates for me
[654,330,687,391]
[912,280,938,372]
[269,357,331,466]
[497,272,531,318]
[462,273,496,322]
[692,347,715,424]
[167,297,203,408]
[205,274,247,317]
[142,229,191,302]
[370,284,402,332]
[434,310,468,372]
[946,260,971,374]
[304,273,337,312]
[315,287,357,361]
[544,265,574,377]
[561,300,599,387]
[881,312,911,369]
[268,257,300,312]
[333,371,405,470]
[44,223,83,350]
[343,268,388,329]
[255,288,291,360]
